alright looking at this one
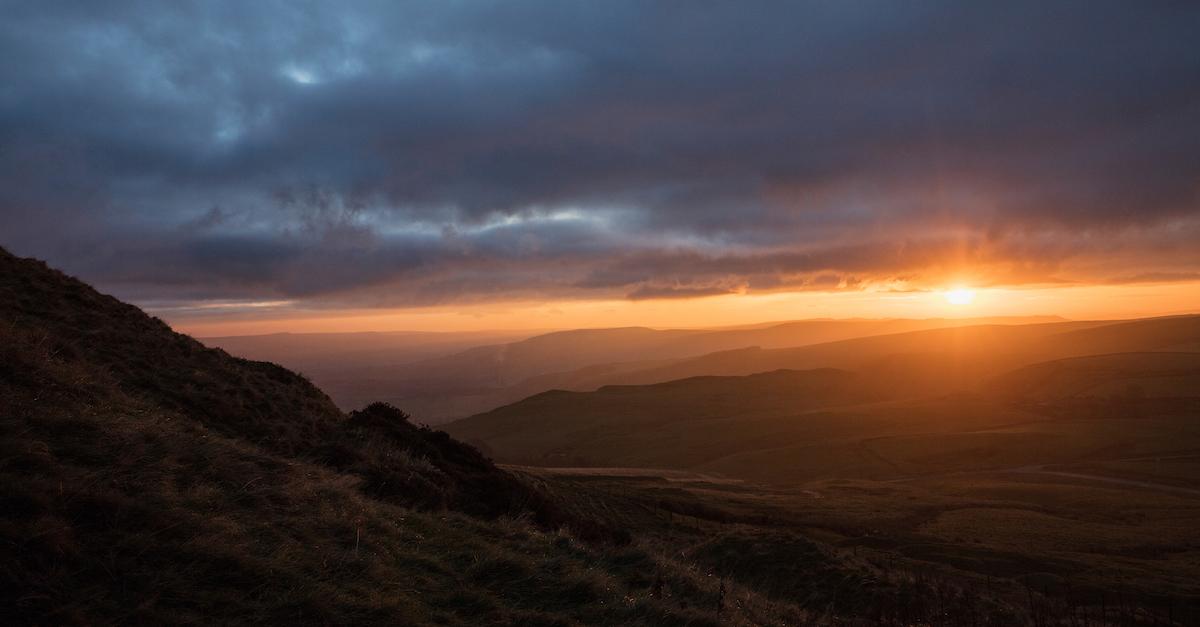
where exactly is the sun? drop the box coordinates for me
[944,288,975,305]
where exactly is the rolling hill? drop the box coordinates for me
[232,315,1071,420]
[446,319,1200,484]
[512,316,1200,395]
[448,369,873,468]
[989,352,1200,399]
[447,376,1055,480]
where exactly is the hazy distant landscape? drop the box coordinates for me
[203,315,1075,423]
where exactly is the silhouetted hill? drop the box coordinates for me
[6,248,753,624]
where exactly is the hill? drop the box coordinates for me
[519,316,1200,395]
[989,352,1200,399]
[0,247,808,625]
[447,381,1050,480]
[449,369,870,468]
[248,315,1069,420]
[358,316,1070,390]
[447,335,1200,484]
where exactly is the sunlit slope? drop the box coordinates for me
[448,332,1200,484]
[448,384,1057,480]
[527,316,1200,394]
[709,351,1200,483]
[401,316,1068,389]
[989,351,1200,399]
[447,369,869,467]
[698,404,1200,484]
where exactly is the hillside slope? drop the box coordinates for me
[0,248,802,625]
[988,352,1200,399]
[447,373,1055,478]
[449,369,871,468]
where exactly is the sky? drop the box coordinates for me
[2,1,1198,335]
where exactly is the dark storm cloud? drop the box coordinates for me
[1,0,1198,306]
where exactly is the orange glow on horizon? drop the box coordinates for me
[160,280,1200,337]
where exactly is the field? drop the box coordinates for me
[471,379,1200,623]
[519,453,1200,622]
[450,385,1200,484]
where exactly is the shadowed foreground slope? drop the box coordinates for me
[0,247,812,625]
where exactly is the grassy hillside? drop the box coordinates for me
[1,247,831,625]
[0,249,578,525]
[450,369,874,468]
[522,466,1200,617]
[449,385,1063,481]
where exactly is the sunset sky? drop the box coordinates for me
[2,2,1198,335]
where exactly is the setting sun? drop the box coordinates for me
[944,288,976,305]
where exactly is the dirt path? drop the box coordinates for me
[1006,465,1200,497]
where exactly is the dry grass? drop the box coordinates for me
[0,247,807,625]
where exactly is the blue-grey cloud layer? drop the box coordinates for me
[2,1,1198,307]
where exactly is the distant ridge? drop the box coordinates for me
[446,315,1200,479]
[228,312,1081,420]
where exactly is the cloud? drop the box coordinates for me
[1,1,1198,309]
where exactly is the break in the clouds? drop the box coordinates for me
[1,1,1199,308]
